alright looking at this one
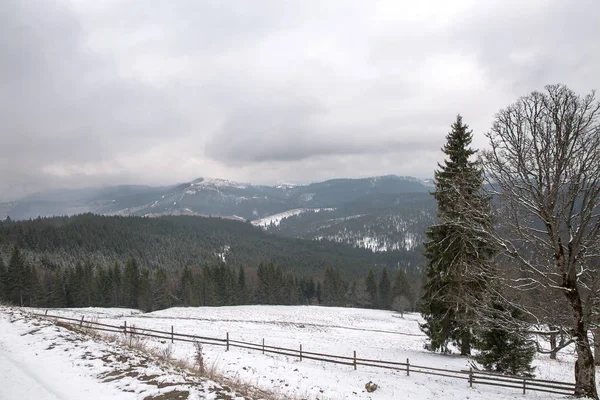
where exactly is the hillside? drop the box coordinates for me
[0,213,422,277]
[0,175,435,258]
[262,192,436,252]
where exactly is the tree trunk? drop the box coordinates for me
[460,332,471,356]
[549,326,557,360]
[565,283,598,398]
[595,328,600,367]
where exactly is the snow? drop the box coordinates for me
[252,208,335,229]
[191,178,249,189]
[26,305,586,400]
[252,209,307,228]
[0,308,132,400]
[0,306,248,400]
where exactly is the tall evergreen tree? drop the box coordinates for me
[179,266,196,306]
[322,266,345,306]
[50,268,67,308]
[365,268,378,307]
[0,256,6,302]
[420,115,495,355]
[378,267,392,309]
[152,268,171,310]
[18,263,40,307]
[122,257,141,308]
[474,304,536,377]
[109,261,122,307]
[316,281,322,304]
[237,265,248,305]
[138,268,153,312]
[392,269,414,311]
[7,246,26,306]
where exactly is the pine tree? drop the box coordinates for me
[179,266,196,306]
[420,115,495,355]
[316,281,322,304]
[378,267,392,309]
[138,268,153,312]
[0,256,6,302]
[23,263,40,307]
[109,261,122,307]
[323,266,345,306]
[392,269,414,311]
[474,304,536,377]
[237,265,247,305]
[152,268,171,310]
[50,268,67,308]
[365,268,378,308]
[94,267,112,307]
[7,246,26,306]
[122,257,141,309]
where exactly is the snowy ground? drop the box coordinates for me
[28,305,585,400]
[0,306,250,400]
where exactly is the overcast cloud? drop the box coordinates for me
[1,0,598,200]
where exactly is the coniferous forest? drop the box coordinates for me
[0,214,420,312]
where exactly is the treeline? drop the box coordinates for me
[0,245,416,313]
[0,213,420,278]
[322,266,415,312]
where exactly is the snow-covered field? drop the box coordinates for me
[26,305,584,400]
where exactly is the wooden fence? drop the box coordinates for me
[34,311,578,396]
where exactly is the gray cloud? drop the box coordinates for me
[0,0,598,200]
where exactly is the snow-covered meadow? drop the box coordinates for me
[35,305,584,400]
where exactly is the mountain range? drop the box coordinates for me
[0,175,436,254]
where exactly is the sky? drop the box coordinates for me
[1,0,599,201]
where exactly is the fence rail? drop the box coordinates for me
[33,311,578,396]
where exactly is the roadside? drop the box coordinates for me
[0,306,251,400]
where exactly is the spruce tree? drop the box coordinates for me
[138,268,153,312]
[109,261,122,307]
[365,268,378,308]
[378,267,392,309]
[179,266,196,306]
[7,246,26,306]
[474,304,536,377]
[316,281,322,304]
[323,266,345,306]
[392,269,414,311]
[420,115,495,355]
[122,257,141,309]
[152,268,171,310]
[0,256,6,302]
[237,265,247,305]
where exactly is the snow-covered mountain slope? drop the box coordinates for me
[260,193,435,253]
[1,175,431,221]
[1,175,435,255]
[251,208,335,228]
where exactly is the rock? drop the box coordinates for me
[365,381,378,393]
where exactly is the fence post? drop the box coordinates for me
[171,325,174,344]
[124,321,127,334]
[469,367,473,388]
[80,316,84,327]
[353,351,357,370]
[406,358,410,376]
[522,378,526,395]
[226,332,229,351]
[300,344,303,361]
[262,338,265,354]
[45,309,48,316]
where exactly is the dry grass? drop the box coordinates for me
[45,316,306,400]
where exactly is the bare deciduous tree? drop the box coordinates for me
[482,84,600,398]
